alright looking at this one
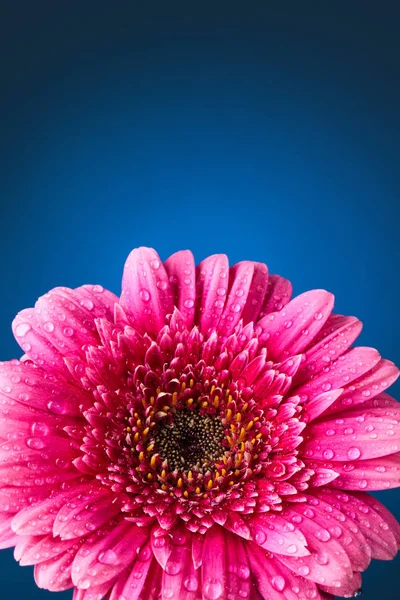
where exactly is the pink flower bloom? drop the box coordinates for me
[0,247,399,600]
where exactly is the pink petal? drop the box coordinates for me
[74,284,118,319]
[218,261,268,338]
[72,519,148,587]
[248,543,324,600]
[248,513,310,557]
[0,433,79,487]
[201,526,227,600]
[303,389,344,422]
[12,309,71,378]
[19,535,78,566]
[223,530,252,600]
[73,581,115,600]
[320,571,362,598]
[12,485,90,536]
[162,529,199,599]
[0,360,88,417]
[294,347,381,401]
[240,262,270,324]
[164,250,196,328]
[0,486,50,514]
[109,542,153,600]
[325,453,400,490]
[324,359,400,416]
[356,492,400,547]
[136,559,162,600]
[34,544,77,591]
[32,287,108,361]
[121,247,174,335]
[195,254,229,335]
[274,506,353,587]
[54,489,121,540]
[301,398,400,461]
[257,290,334,360]
[299,495,371,572]
[259,274,293,316]
[295,315,363,385]
[151,525,172,569]
[0,515,19,549]
[316,489,398,560]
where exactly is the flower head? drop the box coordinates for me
[1,247,399,600]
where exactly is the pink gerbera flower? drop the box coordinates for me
[0,247,399,600]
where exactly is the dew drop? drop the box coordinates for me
[26,437,46,450]
[254,530,266,544]
[271,575,285,591]
[165,561,182,575]
[47,399,67,415]
[204,579,223,600]
[80,299,94,311]
[139,290,151,302]
[15,323,31,337]
[184,299,194,309]
[323,449,334,459]
[184,576,199,592]
[43,322,55,333]
[98,549,118,565]
[238,565,250,580]
[315,529,331,542]
[63,327,74,337]
[348,447,361,460]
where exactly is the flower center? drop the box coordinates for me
[153,410,225,473]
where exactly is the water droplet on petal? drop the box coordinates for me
[323,449,334,459]
[26,437,46,450]
[15,323,31,337]
[47,399,67,415]
[184,576,199,592]
[43,322,55,333]
[98,549,118,565]
[139,290,151,302]
[80,299,94,311]
[348,447,361,460]
[204,579,223,600]
[31,422,49,436]
[315,529,331,542]
[184,299,194,309]
[254,530,266,544]
[271,575,286,591]
[165,560,182,575]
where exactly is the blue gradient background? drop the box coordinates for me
[0,2,399,598]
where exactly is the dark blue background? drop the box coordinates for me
[0,2,399,598]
